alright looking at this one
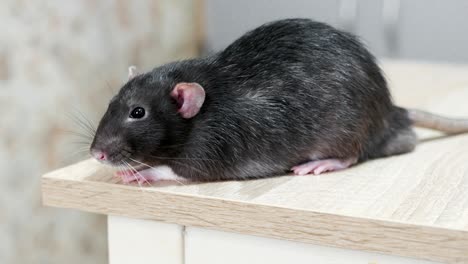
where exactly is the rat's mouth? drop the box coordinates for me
[90,150,148,172]
[104,158,147,172]
[119,162,145,170]
[90,145,145,168]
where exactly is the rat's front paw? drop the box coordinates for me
[291,158,357,175]
[116,170,154,184]
[116,166,186,184]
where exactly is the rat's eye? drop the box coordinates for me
[129,107,145,119]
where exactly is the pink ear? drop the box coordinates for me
[170,82,206,118]
[128,65,138,79]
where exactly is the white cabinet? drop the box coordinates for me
[106,217,442,264]
[184,227,440,264]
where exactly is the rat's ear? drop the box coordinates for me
[170,82,206,118]
[128,65,138,80]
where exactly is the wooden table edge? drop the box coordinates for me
[41,173,468,263]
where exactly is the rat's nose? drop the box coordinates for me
[91,149,107,161]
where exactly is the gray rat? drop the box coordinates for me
[90,18,468,183]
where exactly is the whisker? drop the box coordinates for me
[66,111,93,132]
[61,148,91,164]
[70,141,92,146]
[123,161,151,191]
[124,161,149,185]
[125,162,143,191]
[68,108,96,136]
[139,155,213,179]
[74,108,96,134]
[127,158,187,186]
[66,112,96,139]
[60,129,94,140]
[121,162,171,203]
[117,164,132,186]
[105,80,116,96]
[68,147,91,155]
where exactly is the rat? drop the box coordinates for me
[90,18,468,183]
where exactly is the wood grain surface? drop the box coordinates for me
[42,61,468,263]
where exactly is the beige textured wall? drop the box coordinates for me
[0,0,200,263]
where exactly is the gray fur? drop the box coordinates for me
[91,19,418,181]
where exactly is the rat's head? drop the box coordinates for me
[90,66,205,167]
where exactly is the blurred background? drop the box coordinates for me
[1,0,467,263]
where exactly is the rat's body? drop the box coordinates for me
[90,19,468,182]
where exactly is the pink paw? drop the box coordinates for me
[291,158,357,176]
[116,170,154,184]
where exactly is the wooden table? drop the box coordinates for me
[42,61,468,264]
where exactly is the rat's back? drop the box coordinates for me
[92,19,466,183]
[214,18,396,136]
[217,18,388,96]
[193,18,408,180]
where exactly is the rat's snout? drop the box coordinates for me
[91,149,107,161]
[90,145,111,164]
[90,136,131,166]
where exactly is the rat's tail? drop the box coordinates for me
[407,108,468,134]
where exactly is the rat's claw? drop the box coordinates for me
[117,166,185,184]
[120,173,137,183]
[119,172,151,184]
[116,170,145,184]
[116,169,158,184]
[291,158,357,176]
[291,166,311,176]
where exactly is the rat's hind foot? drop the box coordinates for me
[116,166,186,184]
[291,158,357,176]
